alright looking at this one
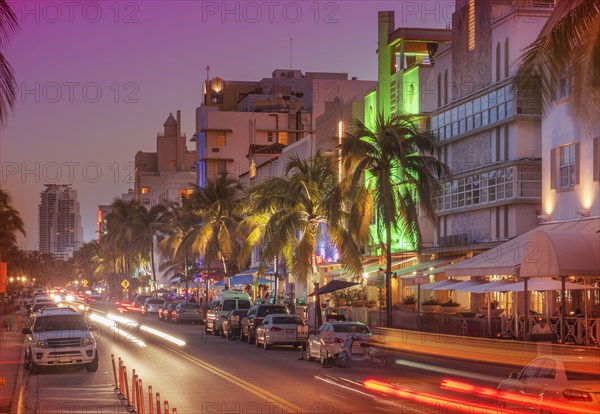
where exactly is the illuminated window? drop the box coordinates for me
[179,189,194,199]
[249,159,256,179]
[558,143,578,189]
[468,0,475,52]
[217,131,226,146]
[217,160,227,174]
[278,131,288,145]
[141,187,150,194]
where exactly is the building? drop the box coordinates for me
[196,69,376,187]
[38,184,83,259]
[134,111,197,208]
[96,204,111,240]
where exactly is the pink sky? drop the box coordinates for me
[0,0,453,249]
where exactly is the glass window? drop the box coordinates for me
[490,107,497,124]
[446,125,452,139]
[497,88,506,104]
[458,104,465,119]
[444,111,451,125]
[481,94,489,110]
[474,97,481,113]
[474,113,481,129]
[459,119,466,135]
[482,110,489,126]
[451,107,458,122]
[488,90,496,107]
[559,143,576,188]
[466,101,473,116]
[506,100,513,117]
[432,116,438,130]
[499,103,506,120]
[452,122,459,136]
[466,116,473,131]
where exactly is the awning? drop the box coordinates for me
[444,218,600,277]
[308,280,361,296]
[229,275,274,286]
[329,257,417,281]
[496,278,597,292]
[467,279,517,293]
[234,266,275,278]
[450,279,489,292]
[397,259,452,279]
[420,279,463,290]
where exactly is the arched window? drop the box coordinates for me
[504,38,510,78]
[496,42,501,82]
[444,70,448,105]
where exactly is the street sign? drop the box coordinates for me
[376,271,385,289]
[415,269,423,284]
[83,279,88,287]
[121,279,130,290]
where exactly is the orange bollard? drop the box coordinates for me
[118,358,125,400]
[164,401,169,413]
[148,386,154,414]
[172,409,177,414]
[138,378,145,414]
[156,392,161,414]
[131,370,137,412]
[111,354,119,391]
[123,366,131,407]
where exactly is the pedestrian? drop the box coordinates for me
[532,318,552,334]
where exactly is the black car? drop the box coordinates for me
[241,304,289,344]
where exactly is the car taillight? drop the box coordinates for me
[271,327,282,332]
[334,338,344,343]
[563,389,593,402]
[255,318,263,325]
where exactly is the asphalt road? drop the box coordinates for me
[18,302,531,414]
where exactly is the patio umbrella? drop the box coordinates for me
[467,280,517,294]
[307,280,360,296]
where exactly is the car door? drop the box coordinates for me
[523,358,556,400]
[515,358,546,396]
[309,323,327,356]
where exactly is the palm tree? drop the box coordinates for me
[517,0,600,131]
[0,188,25,261]
[341,113,448,328]
[137,204,171,291]
[0,1,18,126]
[248,152,369,288]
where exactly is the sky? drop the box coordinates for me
[0,0,454,250]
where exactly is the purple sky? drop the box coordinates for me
[0,0,453,250]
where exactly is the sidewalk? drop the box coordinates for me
[0,310,25,414]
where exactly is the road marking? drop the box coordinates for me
[166,345,302,412]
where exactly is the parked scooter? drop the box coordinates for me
[336,335,387,368]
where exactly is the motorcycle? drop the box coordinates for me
[336,335,387,368]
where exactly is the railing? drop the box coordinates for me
[501,315,600,345]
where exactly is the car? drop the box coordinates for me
[133,294,152,308]
[21,306,98,375]
[498,354,600,412]
[141,298,166,316]
[303,321,372,365]
[171,303,203,324]
[158,302,178,321]
[241,304,289,344]
[205,291,253,336]
[29,301,56,314]
[221,309,249,340]
[255,314,306,350]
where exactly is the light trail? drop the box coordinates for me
[140,325,186,346]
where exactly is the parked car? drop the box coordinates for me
[255,314,306,350]
[205,291,253,336]
[141,298,166,316]
[171,303,203,324]
[158,302,178,322]
[29,301,56,314]
[498,355,600,412]
[303,321,372,365]
[221,309,249,340]
[22,306,98,374]
[241,304,289,344]
[133,294,152,308]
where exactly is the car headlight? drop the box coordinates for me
[82,337,95,347]
[33,340,47,349]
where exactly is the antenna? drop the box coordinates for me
[290,38,293,69]
[206,65,210,81]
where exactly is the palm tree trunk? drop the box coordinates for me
[184,250,189,297]
[385,221,393,328]
[150,235,157,293]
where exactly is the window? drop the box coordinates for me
[217,131,226,146]
[178,189,193,199]
[553,143,579,189]
[444,70,448,105]
[141,187,150,194]
[217,160,227,175]
[504,38,510,78]
[556,75,571,100]
[496,42,501,82]
[249,159,257,179]
[467,0,475,51]
[278,131,288,145]
[267,131,273,142]
[594,137,600,181]
[437,74,442,108]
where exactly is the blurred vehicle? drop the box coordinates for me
[133,294,152,308]
[205,291,253,336]
[336,334,387,368]
[28,301,56,314]
[255,314,306,350]
[171,303,203,324]
[241,304,289,344]
[221,309,248,340]
[158,302,177,322]
[303,321,372,365]
[22,306,98,374]
[498,354,600,412]
[141,298,166,316]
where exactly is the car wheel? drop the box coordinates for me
[303,344,313,361]
[85,353,99,372]
[337,352,349,368]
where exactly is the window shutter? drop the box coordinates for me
[550,148,556,189]
[594,137,599,181]
[574,142,581,185]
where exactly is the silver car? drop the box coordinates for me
[255,314,305,350]
[303,321,372,365]
[142,298,166,316]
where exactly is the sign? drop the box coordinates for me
[376,270,385,289]
[296,325,309,341]
[416,269,423,284]
[82,279,88,287]
[121,279,130,290]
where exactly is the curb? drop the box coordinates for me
[9,332,25,414]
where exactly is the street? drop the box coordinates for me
[17,302,522,414]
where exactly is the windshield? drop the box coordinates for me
[272,316,304,325]
[257,306,288,317]
[238,300,251,309]
[34,315,87,332]
[333,324,370,334]
[182,304,200,310]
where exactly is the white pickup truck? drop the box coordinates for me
[205,291,253,336]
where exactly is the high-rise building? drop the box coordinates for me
[38,184,83,259]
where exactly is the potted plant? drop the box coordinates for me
[440,299,461,314]
[399,296,416,311]
[421,298,441,313]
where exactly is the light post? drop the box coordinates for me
[377,268,385,327]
